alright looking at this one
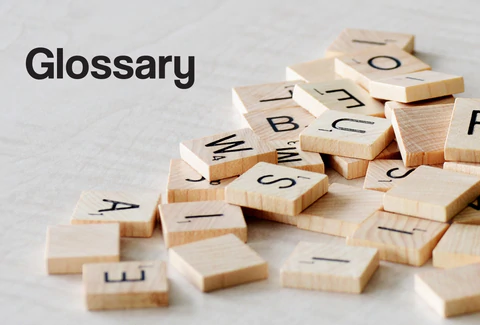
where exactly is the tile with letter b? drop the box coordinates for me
[270,139,325,173]
[286,57,341,83]
[432,224,480,268]
[384,96,455,120]
[325,155,369,180]
[363,159,416,192]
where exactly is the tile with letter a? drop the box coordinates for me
[325,155,369,180]
[383,166,480,222]
[225,162,329,216]
[384,96,455,120]
[270,139,325,173]
[453,196,480,225]
[45,224,120,275]
[346,211,449,266]
[293,79,384,117]
[169,234,268,292]
[444,161,480,177]
[243,107,315,141]
[180,128,277,181]
[363,159,416,192]
[159,200,247,248]
[83,260,168,311]
[299,110,394,160]
[280,242,379,294]
[432,224,480,268]
[334,45,430,91]
[286,57,341,83]
[71,191,160,237]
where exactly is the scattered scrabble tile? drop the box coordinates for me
[45,224,120,274]
[363,159,416,192]
[243,107,315,141]
[334,45,430,90]
[232,80,305,114]
[297,183,383,237]
[384,96,455,120]
[159,200,247,248]
[415,264,480,318]
[374,140,401,160]
[286,57,340,83]
[242,207,297,226]
[326,28,414,57]
[391,104,453,166]
[432,224,480,268]
[452,196,480,225]
[280,242,379,293]
[270,139,325,173]
[293,79,384,117]
[169,234,268,292]
[325,155,369,180]
[370,70,464,103]
[347,211,449,266]
[83,260,168,310]
[225,162,328,216]
[300,110,394,160]
[180,128,277,181]
[443,161,480,177]
[384,166,480,222]
[71,191,160,237]
[325,168,366,188]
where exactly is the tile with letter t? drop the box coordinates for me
[159,200,247,248]
[83,260,168,311]
[180,128,277,181]
[280,242,379,294]
[270,139,325,173]
[363,159,416,192]
[71,190,160,237]
[286,57,341,83]
[225,162,329,216]
[346,211,449,266]
[453,196,480,225]
[384,96,454,120]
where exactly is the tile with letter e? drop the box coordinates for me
[347,211,449,266]
[45,224,120,275]
[225,162,328,216]
[180,128,277,181]
[169,234,268,292]
[453,196,480,225]
[159,200,247,248]
[286,57,341,83]
[444,161,480,177]
[384,96,454,120]
[71,191,160,237]
[299,110,394,160]
[325,155,369,180]
[384,166,480,222]
[83,260,168,311]
[363,159,416,192]
[432,224,480,268]
[270,139,325,173]
[280,242,379,294]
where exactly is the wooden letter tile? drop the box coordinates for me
[325,155,369,180]
[432,224,480,268]
[363,159,416,192]
[444,161,480,177]
[270,139,325,173]
[384,96,455,120]
[286,57,341,83]
[453,196,480,225]
[374,140,401,160]
[242,207,297,226]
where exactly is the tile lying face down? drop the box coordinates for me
[384,96,455,120]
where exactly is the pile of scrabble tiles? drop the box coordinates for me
[45,29,480,318]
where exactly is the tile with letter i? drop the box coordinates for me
[453,196,480,225]
[286,57,341,83]
[325,155,369,180]
[384,96,454,120]
[270,139,325,173]
[363,159,416,192]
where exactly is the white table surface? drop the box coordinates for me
[2,0,480,324]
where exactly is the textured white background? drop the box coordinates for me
[2,0,480,324]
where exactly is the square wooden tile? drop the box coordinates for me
[432,224,480,268]
[270,139,325,173]
[325,155,369,180]
[363,159,416,192]
[286,57,341,83]
[242,207,297,226]
[325,168,366,188]
[384,96,455,120]
[375,140,401,160]
[444,161,480,177]
[453,196,480,225]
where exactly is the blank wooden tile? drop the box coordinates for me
[45,224,120,275]
[225,162,328,216]
[384,96,455,120]
[370,70,464,103]
[325,155,369,180]
[392,104,453,166]
[293,79,384,118]
[270,139,325,173]
[433,224,480,268]
[347,211,449,266]
[375,140,401,160]
[280,242,379,293]
[169,234,268,292]
[384,166,480,222]
[83,260,168,311]
[415,264,480,318]
[325,168,366,189]
[71,191,160,237]
[297,183,383,237]
[159,201,247,248]
[452,196,480,225]
[300,110,394,160]
[180,128,277,181]
[334,45,430,90]
[242,207,297,226]
[444,161,480,177]
[244,107,315,141]
[363,159,416,192]
[326,28,414,57]
[286,57,340,83]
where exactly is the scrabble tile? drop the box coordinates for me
[392,104,453,166]
[280,242,379,293]
[432,224,480,268]
[270,139,325,173]
[325,155,369,180]
[83,260,168,310]
[347,211,449,266]
[71,191,160,237]
[452,196,480,225]
[384,96,455,120]
[286,57,340,83]
[232,80,305,114]
[334,45,430,90]
[384,166,480,222]
[325,168,365,188]
[444,161,480,177]
[415,264,480,318]
[45,224,120,274]
[159,201,247,248]
[374,140,401,159]
[370,71,464,103]
[445,98,480,163]
[169,234,268,292]
[166,159,237,203]
[297,183,383,237]
[225,162,328,216]
[244,107,315,141]
[180,128,277,181]
[363,159,416,192]
[326,28,414,57]
[242,207,297,226]
[300,110,394,160]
